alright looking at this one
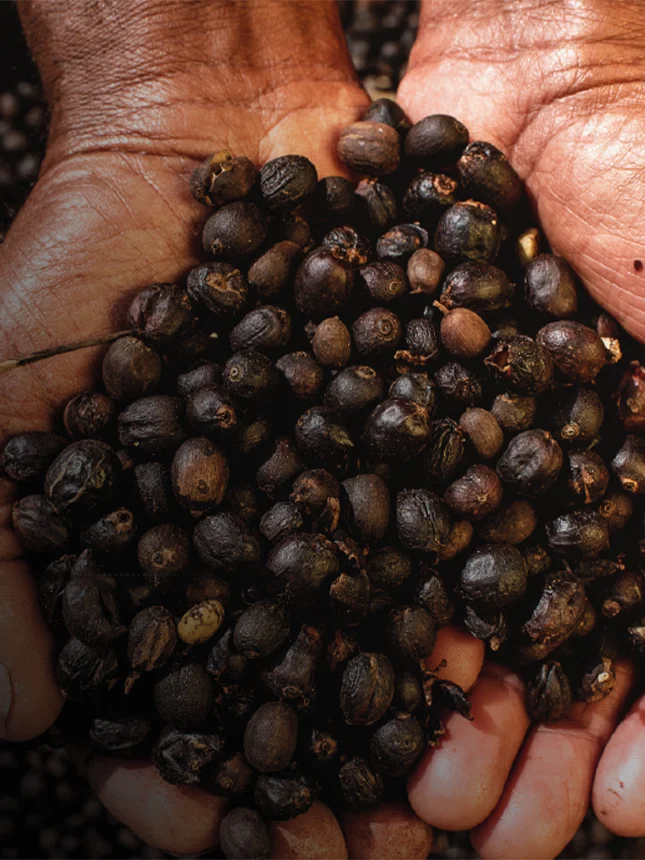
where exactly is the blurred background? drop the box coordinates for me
[0,1,644,857]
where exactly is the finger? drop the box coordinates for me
[472,661,634,859]
[592,672,645,837]
[343,801,433,860]
[428,625,485,692]
[0,477,64,742]
[407,663,530,830]
[84,755,228,856]
[270,801,348,860]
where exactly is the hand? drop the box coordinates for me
[393,1,645,855]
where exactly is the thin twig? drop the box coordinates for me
[0,330,130,375]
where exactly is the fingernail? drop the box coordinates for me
[0,664,13,738]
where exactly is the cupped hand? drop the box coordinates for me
[394,0,645,855]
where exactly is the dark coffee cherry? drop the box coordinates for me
[524,254,578,318]
[63,393,116,441]
[315,175,356,221]
[353,308,402,357]
[262,624,322,701]
[330,572,371,623]
[612,435,645,494]
[337,121,400,175]
[369,714,425,777]
[276,352,324,401]
[394,668,424,712]
[254,773,316,821]
[357,261,408,304]
[422,418,466,482]
[404,114,469,166]
[233,601,291,659]
[396,489,451,553]
[322,225,371,266]
[295,406,354,475]
[342,474,390,543]
[127,283,193,344]
[526,662,572,722]
[477,500,537,546]
[193,513,260,571]
[389,373,436,411]
[497,430,563,495]
[444,464,503,521]
[294,248,354,318]
[186,261,248,322]
[398,318,440,366]
[434,201,501,264]
[355,177,398,232]
[230,305,291,354]
[244,701,299,773]
[567,451,610,504]
[152,727,224,786]
[491,393,537,435]
[171,437,229,515]
[311,317,352,369]
[387,605,436,661]
[134,462,174,523]
[339,757,385,811]
[403,172,458,225]
[257,438,304,500]
[459,408,504,460]
[2,432,67,482]
[280,212,313,249]
[459,544,528,610]
[45,440,121,515]
[56,638,119,701]
[259,154,317,210]
[235,415,273,457]
[546,510,609,559]
[207,752,253,797]
[117,396,186,457]
[617,361,645,431]
[415,569,455,626]
[127,606,177,682]
[437,519,474,561]
[363,398,430,464]
[163,327,213,368]
[537,321,606,382]
[597,491,634,535]
[486,335,554,396]
[363,98,408,129]
[260,501,304,543]
[220,808,271,860]
[153,662,214,729]
[603,571,645,619]
[202,201,269,260]
[325,366,385,416]
[90,716,152,757]
[376,224,429,264]
[340,653,395,726]
[248,241,303,300]
[440,307,491,360]
[189,149,256,207]
[407,248,445,296]
[266,532,339,608]
[223,350,280,403]
[102,336,162,402]
[440,261,513,312]
[186,385,239,437]
[367,547,412,589]
[11,495,72,554]
[226,481,261,525]
[457,141,522,210]
[81,507,137,553]
[434,361,483,406]
[291,469,339,516]
[137,523,191,588]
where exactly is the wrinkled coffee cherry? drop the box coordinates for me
[340,652,395,726]
[526,662,572,722]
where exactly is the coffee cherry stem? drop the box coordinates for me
[432,300,449,316]
[0,330,130,375]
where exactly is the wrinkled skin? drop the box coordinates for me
[1,1,644,857]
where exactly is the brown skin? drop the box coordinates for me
[2,0,645,856]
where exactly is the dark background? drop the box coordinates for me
[0,1,643,857]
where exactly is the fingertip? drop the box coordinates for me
[270,801,348,859]
[343,802,432,860]
[428,626,485,692]
[593,694,645,837]
[86,757,228,856]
